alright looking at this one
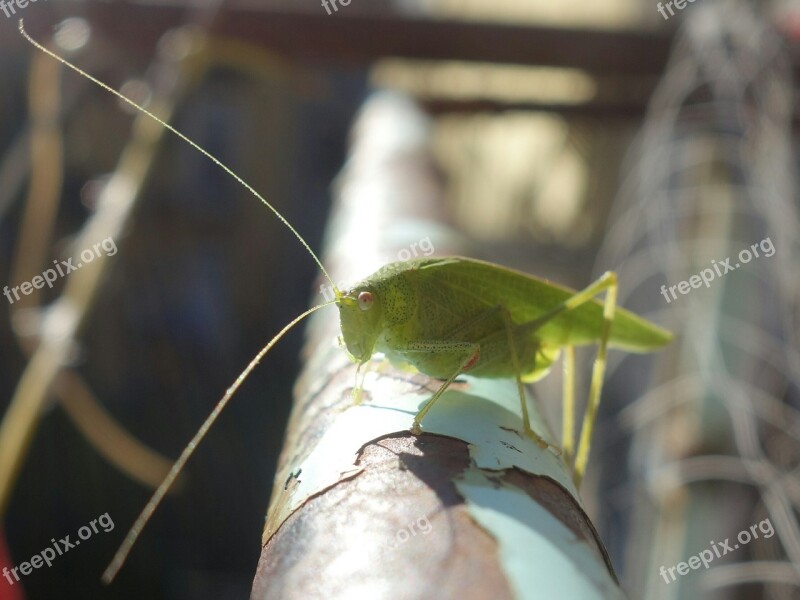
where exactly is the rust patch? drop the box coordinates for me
[253,433,513,600]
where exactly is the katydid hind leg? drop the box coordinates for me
[561,346,576,467]
[513,272,620,478]
[568,272,617,487]
[511,271,617,483]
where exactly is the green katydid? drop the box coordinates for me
[19,21,672,584]
[341,257,669,448]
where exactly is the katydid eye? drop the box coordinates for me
[357,291,374,311]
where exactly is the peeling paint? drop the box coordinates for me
[266,370,579,540]
[263,357,622,596]
[455,470,625,600]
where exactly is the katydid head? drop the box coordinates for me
[336,286,383,363]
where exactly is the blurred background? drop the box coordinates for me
[0,0,799,598]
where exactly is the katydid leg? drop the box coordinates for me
[402,340,480,434]
[515,271,618,484]
[392,306,503,431]
[351,360,369,405]
[499,307,552,449]
[562,346,576,466]
[569,272,617,486]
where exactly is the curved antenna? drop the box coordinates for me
[101,300,335,583]
[17,19,343,581]
[18,19,337,291]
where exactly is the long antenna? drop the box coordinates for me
[17,19,342,582]
[101,300,335,583]
[18,19,337,291]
